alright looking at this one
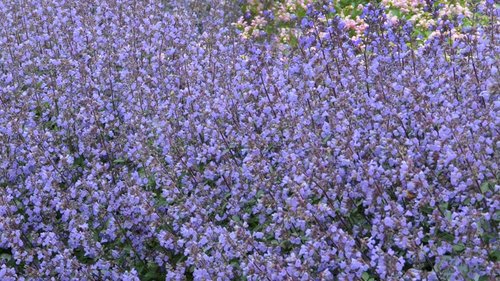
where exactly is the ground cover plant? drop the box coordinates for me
[0,0,499,280]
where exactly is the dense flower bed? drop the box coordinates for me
[0,0,498,280]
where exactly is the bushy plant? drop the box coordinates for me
[235,0,490,42]
[0,0,498,280]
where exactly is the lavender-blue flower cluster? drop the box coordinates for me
[0,0,498,280]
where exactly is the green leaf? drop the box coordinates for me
[452,244,466,254]
[420,205,433,215]
[0,253,12,260]
[389,7,403,17]
[295,6,306,19]
[73,155,85,168]
[437,230,455,243]
[362,271,376,281]
[439,202,449,211]
[488,249,500,262]
[444,210,452,221]
[480,181,493,193]
[74,248,96,265]
[229,258,240,269]
[140,262,165,281]
[289,33,298,48]
[322,135,331,145]
[493,211,500,222]
[147,175,157,189]
[256,190,265,198]
[113,158,127,164]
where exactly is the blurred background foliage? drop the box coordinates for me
[233,0,493,43]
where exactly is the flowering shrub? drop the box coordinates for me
[235,0,491,41]
[0,0,499,280]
